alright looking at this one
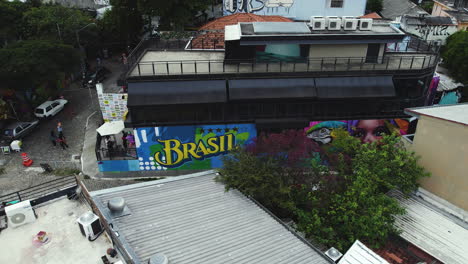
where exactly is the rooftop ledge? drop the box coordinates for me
[127,50,438,78]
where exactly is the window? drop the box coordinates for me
[330,0,344,8]
[52,102,59,108]
[15,126,23,133]
[46,106,52,112]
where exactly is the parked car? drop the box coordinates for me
[83,67,111,88]
[1,120,39,141]
[34,99,68,118]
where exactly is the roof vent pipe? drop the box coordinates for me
[108,197,125,213]
[148,253,169,264]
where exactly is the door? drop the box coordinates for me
[51,102,61,116]
[366,44,380,63]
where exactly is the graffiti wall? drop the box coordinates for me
[135,124,256,170]
[304,119,414,144]
[223,0,366,20]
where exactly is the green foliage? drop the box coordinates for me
[421,2,434,13]
[366,0,383,13]
[442,31,468,84]
[217,147,295,216]
[99,0,143,44]
[22,4,96,45]
[137,0,211,28]
[295,132,429,251]
[0,39,79,94]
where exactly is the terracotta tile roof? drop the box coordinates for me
[191,13,292,50]
[190,32,226,49]
[199,13,293,31]
[359,12,383,19]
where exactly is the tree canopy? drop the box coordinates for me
[366,0,383,13]
[442,30,468,85]
[217,129,429,251]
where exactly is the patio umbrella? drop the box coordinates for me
[96,121,125,136]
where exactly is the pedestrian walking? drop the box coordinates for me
[121,132,128,149]
[57,132,69,150]
[57,122,63,135]
[50,131,57,146]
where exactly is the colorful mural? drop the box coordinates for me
[135,124,256,170]
[305,119,413,144]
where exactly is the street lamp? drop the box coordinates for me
[75,23,96,102]
[75,23,96,77]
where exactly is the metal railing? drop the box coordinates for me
[0,177,78,215]
[129,54,438,77]
[97,147,137,161]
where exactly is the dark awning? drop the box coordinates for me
[127,80,227,106]
[229,78,316,100]
[315,76,395,99]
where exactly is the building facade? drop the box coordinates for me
[223,0,367,20]
[97,18,440,173]
[432,0,468,30]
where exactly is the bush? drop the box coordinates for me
[442,31,468,84]
[294,131,429,251]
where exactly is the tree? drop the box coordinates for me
[217,130,322,216]
[366,0,383,13]
[22,4,96,46]
[0,0,32,45]
[136,0,212,29]
[421,2,434,13]
[0,40,80,101]
[294,131,429,251]
[100,0,143,45]
[442,31,468,84]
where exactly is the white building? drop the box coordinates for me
[223,0,367,21]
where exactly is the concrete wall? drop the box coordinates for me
[223,0,367,20]
[308,44,369,58]
[411,116,468,211]
[402,22,458,44]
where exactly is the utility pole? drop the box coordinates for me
[75,23,96,78]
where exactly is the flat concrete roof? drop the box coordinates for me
[0,198,113,264]
[91,171,332,264]
[405,103,468,126]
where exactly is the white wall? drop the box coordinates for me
[223,0,367,21]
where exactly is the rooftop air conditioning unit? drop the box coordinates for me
[342,16,358,30]
[310,16,326,30]
[77,211,103,241]
[327,16,342,30]
[359,18,373,30]
[5,200,36,228]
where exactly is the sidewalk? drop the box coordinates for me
[80,111,101,178]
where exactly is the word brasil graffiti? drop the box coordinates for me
[304,119,415,144]
[135,124,256,170]
[154,134,235,166]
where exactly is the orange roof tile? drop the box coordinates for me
[199,13,293,31]
[359,12,382,19]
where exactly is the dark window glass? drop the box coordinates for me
[331,0,344,8]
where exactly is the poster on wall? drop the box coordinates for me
[135,124,257,171]
[304,119,414,145]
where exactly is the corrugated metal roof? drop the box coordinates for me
[388,190,468,264]
[339,240,389,264]
[92,171,332,264]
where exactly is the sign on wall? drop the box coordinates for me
[135,124,257,171]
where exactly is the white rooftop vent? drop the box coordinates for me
[311,16,326,30]
[327,16,342,30]
[342,17,358,31]
[149,253,169,264]
[325,247,343,262]
[108,197,131,218]
[359,18,373,31]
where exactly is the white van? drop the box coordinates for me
[34,99,68,118]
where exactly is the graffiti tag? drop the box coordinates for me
[415,24,450,39]
[225,0,294,13]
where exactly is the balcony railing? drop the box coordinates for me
[129,54,438,77]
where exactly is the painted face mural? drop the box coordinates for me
[135,124,256,170]
[305,119,412,144]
